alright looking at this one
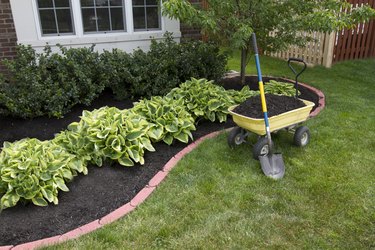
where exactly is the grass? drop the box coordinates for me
[45,55,375,249]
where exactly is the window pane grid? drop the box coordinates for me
[37,0,74,36]
[81,0,126,33]
[132,0,160,31]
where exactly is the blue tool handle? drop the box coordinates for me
[251,33,263,82]
[252,33,272,146]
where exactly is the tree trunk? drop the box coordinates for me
[240,48,247,85]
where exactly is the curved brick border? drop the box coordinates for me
[1,129,229,250]
[1,82,325,250]
[274,76,325,118]
[298,82,325,118]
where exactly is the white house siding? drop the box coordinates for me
[9,0,181,53]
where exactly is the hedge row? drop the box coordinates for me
[0,34,227,118]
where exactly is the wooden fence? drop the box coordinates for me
[269,32,335,67]
[333,0,375,63]
[269,0,375,67]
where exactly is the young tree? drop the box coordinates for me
[162,0,375,84]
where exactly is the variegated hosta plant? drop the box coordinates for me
[54,106,155,167]
[226,86,259,105]
[130,96,196,145]
[167,78,258,123]
[0,138,87,210]
[264,80,300,97]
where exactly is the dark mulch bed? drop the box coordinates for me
[233,94,306,118]
[0,75,320,246]
[219,75,319,113]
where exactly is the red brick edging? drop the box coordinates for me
[1,83,325,249]
[298,82,325,118]
[1,129,228,250]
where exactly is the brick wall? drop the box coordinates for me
[180,0,203,41]
[0,0,17,75]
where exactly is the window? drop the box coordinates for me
[81,0,126,33]
[37,0,74,36]
[132,0,161,31]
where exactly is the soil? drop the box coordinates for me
[0,76,321,246]
[233,94,306,118]
[219,75,320,113]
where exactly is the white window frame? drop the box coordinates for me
[132,0,162,31]
[80,1,127,34]
[10,0,179,53]
[32,0,165,40]
[35,0,76,36]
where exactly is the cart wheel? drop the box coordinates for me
[294,126,310,147]
[252,137,271,160]
[228,127,247,148]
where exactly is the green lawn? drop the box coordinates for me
[45,55,375,249]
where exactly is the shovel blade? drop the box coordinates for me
[259,153,285,180]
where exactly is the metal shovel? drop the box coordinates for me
[251,33,285,179]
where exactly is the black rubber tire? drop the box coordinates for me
[252,137,271,160]
[228,127,247,148]
[294,126,310,147]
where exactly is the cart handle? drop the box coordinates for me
[287,58,307,98]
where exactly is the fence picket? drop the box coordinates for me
[267,0,374,66]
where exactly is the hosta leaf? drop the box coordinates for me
[40,172,52,181]
[41,186,55,203]
[148,126,164,140]
[102,147,121,160]
[174,132,189,143]
[31,194,48,207]
[156,107,163,117]
[48,160,65,172]
[163,135,174,145]
[156,117,166,126]
[97,129,110,139]
[82,166,88,175]
[165,124,178,133]
[207,112,216,122]
[208,99,223,111]
[218,113,227,123]
[139,156,145,165]
[118,155,135,167]
[67,122,80,131]
[62,168,73,180]
[140,138,155,152]
[1,191,20,209]
[187,103,196,109]
[126,130,144,141]
[111,138,122,152]
[92,156,103,167]
[182,130,194,140]
[69,159,84,173]
[105,135,117,147]
[194,109,205,116]
[146,101,157,114]
[54,177,69,192]
[52,196,58,205]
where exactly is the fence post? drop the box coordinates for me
[322,32,335,68]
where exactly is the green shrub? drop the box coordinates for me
[0,44,105,118]
[105,33,227,99]
[99,49,136,100]
[54,107,155,167]
[0,138,87,210]
[177,39,227,82]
